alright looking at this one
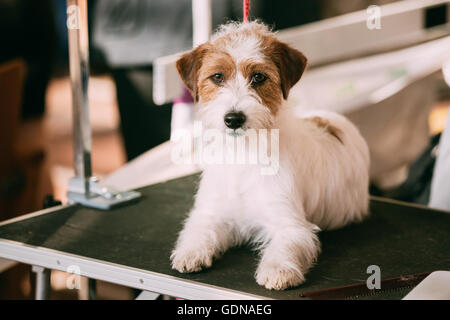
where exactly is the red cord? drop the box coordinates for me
[243,0,250,22]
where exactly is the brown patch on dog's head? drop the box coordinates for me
[196,51,236,103]
[176,45,236,103]
[176,21,307,113]
[263,38,307,100]
[176,44,210,102]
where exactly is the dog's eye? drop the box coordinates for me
[251,73,267,85]
[210,73,225,84]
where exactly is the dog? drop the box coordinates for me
[170,21,370,290]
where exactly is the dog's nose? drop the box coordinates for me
[224,111,246,129]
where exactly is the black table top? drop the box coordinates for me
[0,174,449,299]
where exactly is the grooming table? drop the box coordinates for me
[0,174,449,300]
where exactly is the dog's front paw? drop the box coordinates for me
[255,264,305,290]
[170,246,214,273]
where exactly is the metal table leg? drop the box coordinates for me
[32,265,50,300]
[88,278,96,300]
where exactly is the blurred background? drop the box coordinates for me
[0,0,449,299]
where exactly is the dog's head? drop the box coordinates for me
[176,21,307,132]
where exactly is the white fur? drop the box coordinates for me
[210,21,267,63]
[171,22,370,290]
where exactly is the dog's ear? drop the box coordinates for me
[269,40,307,99]
[176,44,209,102]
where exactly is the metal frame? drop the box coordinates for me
[0,205,265,299]
[0,196,448,299]
[67,0,91,183]
[0,238,265,300]
[32,265,51,300]
[135,290,161,300]
[0,206,264,299]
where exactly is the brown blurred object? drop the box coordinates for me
[0,58,52,223]
[0,59,25,196]
[429,100,450,135]
[0,59,53,299]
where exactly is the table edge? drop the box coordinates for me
[0,238,269,300]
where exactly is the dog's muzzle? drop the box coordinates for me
[224,111,246,129]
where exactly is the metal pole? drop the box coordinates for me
[88,278,97,300]
[32,265,50,300]
[65,0,141,209]
[192,0,212,47]
[67,0,92,194]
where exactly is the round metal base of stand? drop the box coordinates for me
[67,177,141,210]
[68,190,141,210]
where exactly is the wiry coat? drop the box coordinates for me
[171,21,370,290]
